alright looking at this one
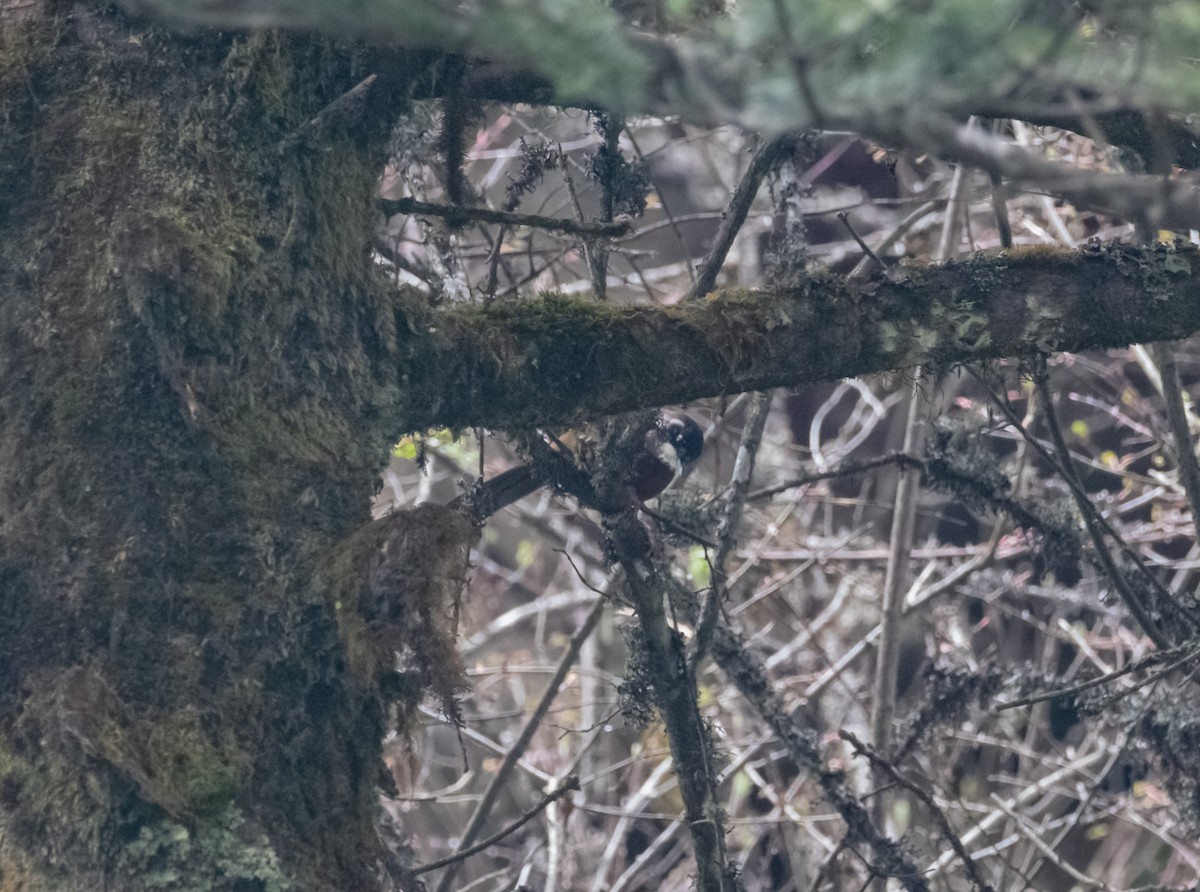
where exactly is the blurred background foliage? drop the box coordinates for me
[371,93,1200,889]
[131,0,1200,130]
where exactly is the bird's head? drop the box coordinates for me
[661,413,704,473]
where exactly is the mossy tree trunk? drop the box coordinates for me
[0,8,433,889]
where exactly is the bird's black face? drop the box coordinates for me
[631,413,705,501]
[664,414,704,470]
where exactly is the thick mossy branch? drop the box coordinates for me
[399,243,1200,431]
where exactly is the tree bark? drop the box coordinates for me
[0,10,431,889]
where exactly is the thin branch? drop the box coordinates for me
[639,504,717,548]
[625,128,696,286]
[605,509,732,892]
[1154,344,1200,539]
[480,223,509,300]
[1090,641,1200,711]
[841,731,993,892]
[995,640,1200,711]
[1032,376,1173,648]
[748,452,921,501]
[988,172,1013,250]
[281,74,378,150]
[591,757,678,892]
[935,158,970,261]
[838,212,888,277]
[705,618,931,892]
[848,199,943,280]
[379,196,633,239]
[869,374,927,840]
[987,793,1111,891]
[690,391,772,666]
[978,368,1190,645]
[433,598,607,892]
[686,133,799,301]
[894,111,1200,232]
[415,776,581,875]
[586,113,623,300]
[610,818,685,892]
[925,744,1112,879]
[986,118,1013,250]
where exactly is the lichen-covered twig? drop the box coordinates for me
[840,730,994,892]
[605,504,733,892]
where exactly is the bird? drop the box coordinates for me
[455,413,704,519]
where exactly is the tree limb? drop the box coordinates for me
[883,112,1200,232]
[399,245,1200,431]
[380,197,634,239]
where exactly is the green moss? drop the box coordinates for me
[0,15,54,90]
[142,711,249,817]
[999,243,1080,261]
[119,807,290,892]
[0,734,110,873]
[318,504,476,735]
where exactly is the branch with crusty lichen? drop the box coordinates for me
[605,508,734,892]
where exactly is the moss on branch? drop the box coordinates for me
[397,242,1200,431]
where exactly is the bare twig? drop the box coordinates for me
[987,117,1013,250]
[988,793,1110,891]
[416,776,581,876]
[1154,344,1200,537]
[690,391,772,666]
[282,74,378,150]
[895,111,1200,232]
[433,598,607,892]
[379,197,633,239]
[591,757,678,892]
[1033,376,1173,648]
[980,369,1185,647]
[706,619,931,891]
[841,730,992,892]
[838,211,888,276]
[925,744,1112,878]
[625,128,696,286]
[609,825,685,892]
[803,527,1004,703]
[996,640,1200,711]
[638,503,717,548]
[936,159,970,261]
[1090,641,1200,711]
[748,452,922,501]
[686,134,798,301]
[988,172,1013,250]
[848,199,942,280]
[870,376,927,795]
